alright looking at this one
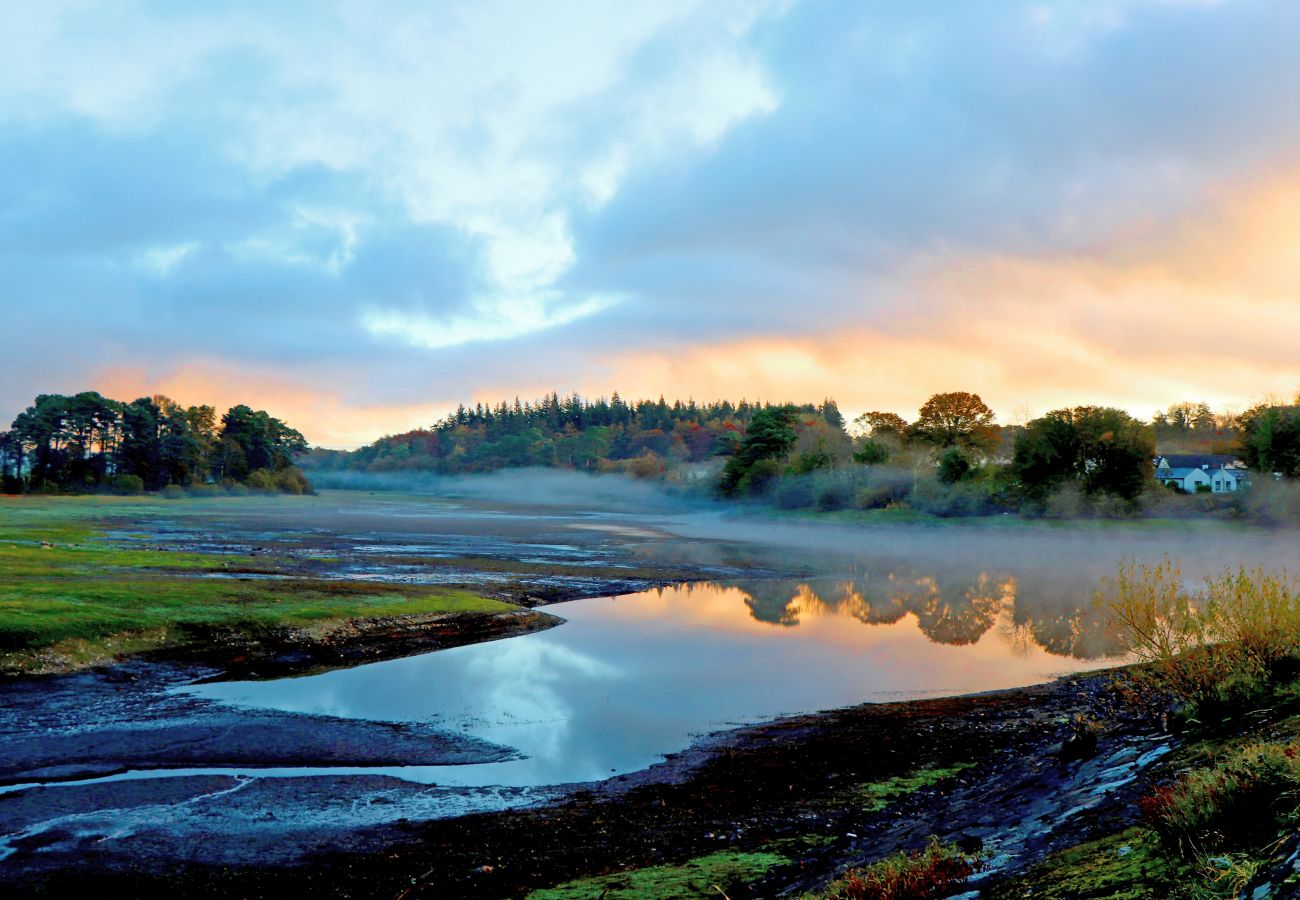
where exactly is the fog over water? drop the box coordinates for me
[174,478,1300,788]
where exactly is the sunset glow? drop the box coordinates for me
[4,2,1299,445]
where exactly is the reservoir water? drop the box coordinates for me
[182,580,1123,788]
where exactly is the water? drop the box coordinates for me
[180,580,1122,788]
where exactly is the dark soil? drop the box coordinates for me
[0,495,1198,897]
[4,674,1172,899]
[151,607,566,681]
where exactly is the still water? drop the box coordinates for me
[183,580,1122,788]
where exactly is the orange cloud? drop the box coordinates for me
[589,167,1300,424]
[87,167,1300,445]
[93,363,445,449]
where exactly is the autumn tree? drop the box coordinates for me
[910,392,998,452]
[852,411,909,439]
[851,411,910,465]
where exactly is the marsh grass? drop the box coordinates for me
[0,494,514,672]
[1098,559,1300,717]
[1094,560,1300,894]
[812,837,979,900]
[1139,739,1300,856]
[526,850,790,899]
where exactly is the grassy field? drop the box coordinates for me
[0,494,514,674]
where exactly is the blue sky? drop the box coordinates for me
[3,1,1299,445]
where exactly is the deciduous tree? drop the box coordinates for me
[910,392,998,452]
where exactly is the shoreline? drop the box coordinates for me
[2,668,1171,898]
[1,491,1249,896]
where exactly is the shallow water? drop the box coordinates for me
[182,581,1123,788]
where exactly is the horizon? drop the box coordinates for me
[5,2,1300,447]
[5,385,1270,453]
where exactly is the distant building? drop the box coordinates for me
[1154,454,1246,494]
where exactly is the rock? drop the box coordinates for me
[1060,729,1099,763]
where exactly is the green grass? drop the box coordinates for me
[0,494,515,673]
[985,828,1179,900]
[526,850,790,900]
[850,763,976,812]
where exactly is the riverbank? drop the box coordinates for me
[3,669,1177,898]
[15,655,1300,898]
[5,490,1299,897]
[0,492,713,677]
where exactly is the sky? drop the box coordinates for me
[3,0,1299,447]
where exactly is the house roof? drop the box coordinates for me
[1160,466,1241,483]
[1158,454,1240,469]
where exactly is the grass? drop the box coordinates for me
[985,828,1179,900]
[1140,739,1300,855]
[810,837,979,900]
[0,494,516,673]
[850,763,976,813]
[526,850,790,899]
[1071,561,1300,897]
[1099,558,1300,717]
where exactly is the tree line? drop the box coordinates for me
[307,389,1300,519]
[305,392,847,477]
[0,392,311,495]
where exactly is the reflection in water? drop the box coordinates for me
[183,581,1123,789]
[728,568,1121,659]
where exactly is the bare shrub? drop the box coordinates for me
[1098,559,1300,714]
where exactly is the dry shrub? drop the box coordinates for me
[817,837,978,900]
[1098,560,1300,715]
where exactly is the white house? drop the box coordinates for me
[1155,454,1246,494]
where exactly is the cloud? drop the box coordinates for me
[2,1,1299,443]
[91,362,449,449]
[582,164,1300,423]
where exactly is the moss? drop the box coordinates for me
[526,850,789,899]
[765,834,837,855]
[851,763,976,813]
[985,828,1182,900]
[0,495,515,673]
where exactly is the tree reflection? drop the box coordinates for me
[716,567,1122,660]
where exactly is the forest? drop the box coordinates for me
[0,392,312,495]
[7,386,1298,516]
[304,390,1300,520]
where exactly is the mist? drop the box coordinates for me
[308,467,709,513]
[309,469,1300,593]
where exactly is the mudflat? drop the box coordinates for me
[3,487,1298,897]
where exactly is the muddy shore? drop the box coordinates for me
[3,670,1171,898]
[11,491,1272,897]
